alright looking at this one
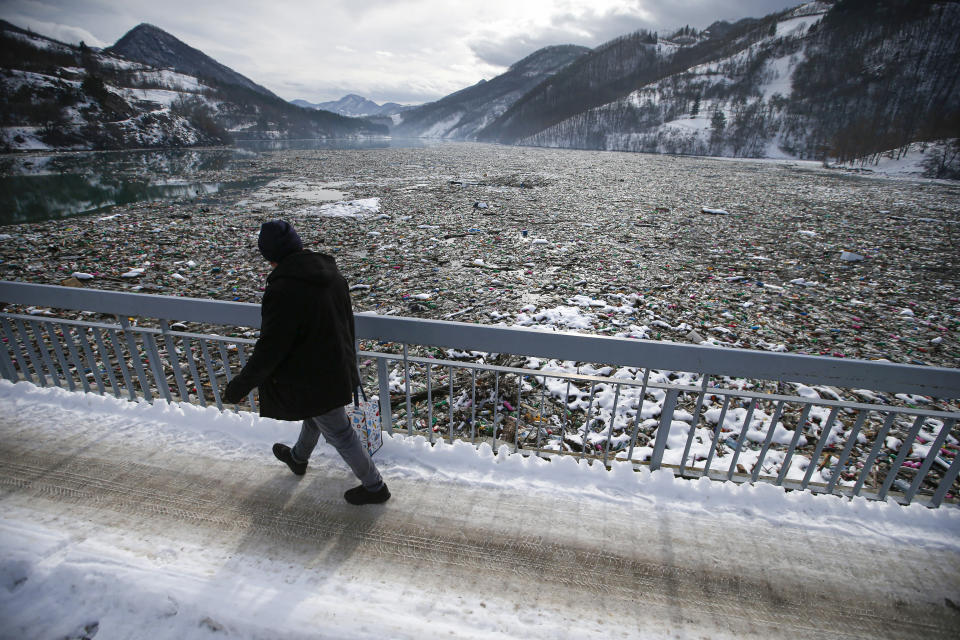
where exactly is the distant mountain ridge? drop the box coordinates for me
[292,94,413,117]
[3,0,957,174]
[492,0,960,170]
[107,23,277,99]
[380,0,954,175]
[390,44,590,140]
[0,21,386,151]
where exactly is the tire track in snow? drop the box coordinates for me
[0,444,957,640]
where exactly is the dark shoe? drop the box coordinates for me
[273,443,306,476]
[344,484,391,505]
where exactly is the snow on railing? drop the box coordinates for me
[1,281,959,508]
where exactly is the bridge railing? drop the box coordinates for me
[1,281,958,507]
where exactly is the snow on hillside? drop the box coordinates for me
[527,6,827,158]
[521,0,958,169]
[827,139,960,181]
[127,69,206,92]
[3,29,74,54]
[123,88,196,108]
[787,0,834,19]
[1,35,223,151]
[2,20,386,151]
[420,111,467,138]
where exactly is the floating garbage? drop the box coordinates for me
[840,251,864,261]
[0,142,956,374]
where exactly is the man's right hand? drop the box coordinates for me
[223,379,243,404]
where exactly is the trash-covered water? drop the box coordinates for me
[0,147,271,225]
[0,139,433,225]
[1,141,958,370]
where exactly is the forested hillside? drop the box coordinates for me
[391,45,589,140]
[0,21,386,151]
[466,0,959,175]
[785,0,960,161]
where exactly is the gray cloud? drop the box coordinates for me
[469,9,660,67]
[469,0,802,68]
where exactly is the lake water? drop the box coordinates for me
[0,138,432,226]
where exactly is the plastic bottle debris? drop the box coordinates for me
[0,141,956,374]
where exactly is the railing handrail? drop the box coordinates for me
[1,281,958,398]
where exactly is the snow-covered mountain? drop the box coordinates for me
[107,23,278,100]
[471,0,960,173]
[390,45,589,140]
[0,21,387,151]
[291,94,413,118]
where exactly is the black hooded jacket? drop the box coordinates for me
[224,250,360,420]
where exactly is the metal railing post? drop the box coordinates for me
[703,395,730,474]
[679,374,709,476]
[906,419,954,505]
[752,400,786,483]
[800,407,840,490]
[159,320,189,402]
[602,382,622,466]
[777,404,813,486]
[932,452,960,508]
[825,409,869,495]
[402,344,413,435]
[74,326,106,395]
[183,337,206,407]
[197,338,222,410]
[42,322,74,391]
[853,413,896,497]
[90,327,122,397]
[26,319,60,388]
[59,323,90,393]
[377,356,393,434]
[878,415,926,501]
[0,319,19,382]
[727,399,757,481]
[650,388,679,471]
[236,343,256,409]
[118,317,153,402]
[144,333,172,403]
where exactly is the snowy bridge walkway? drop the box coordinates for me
[1,382,958,639]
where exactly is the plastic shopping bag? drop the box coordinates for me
[348,387,382,456]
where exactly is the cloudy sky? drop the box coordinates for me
[3,0,804,105]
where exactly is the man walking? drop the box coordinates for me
[223,220,390,505]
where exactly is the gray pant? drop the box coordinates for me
[290,406,384,490]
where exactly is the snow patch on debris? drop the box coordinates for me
[307,198,382,218]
